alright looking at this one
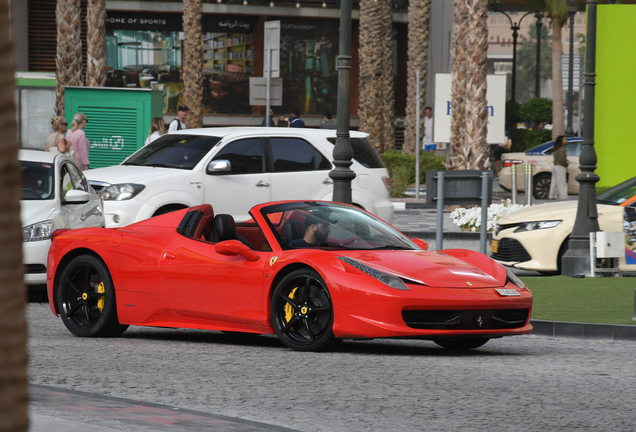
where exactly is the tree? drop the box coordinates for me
[448,0,490,170]
[86,0,107,87]
[0,0,29,429]
[403,0,432,155]
[358,0,395,152]
[516,22,552,103]
[55,0,83,115]
[182,0,203,128]
[544,0,570,138]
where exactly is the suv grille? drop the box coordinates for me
[402,309,530,330]
[491,238,532,262]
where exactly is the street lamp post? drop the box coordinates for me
[535,11,543,98]
[492,7,533,103]
[562,0,600,276]
[565,0,577,136]
[329,0,356,204]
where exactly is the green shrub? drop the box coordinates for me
[382,150,446,197]
[509,128,552,152]
[519,97,552,124]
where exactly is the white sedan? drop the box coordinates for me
[20,150,104,285]
[491,176,636,273]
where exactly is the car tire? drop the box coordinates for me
[533,173,551,200]
[433,338,490,350]
[270,269,336,352]
[57,255,128,338]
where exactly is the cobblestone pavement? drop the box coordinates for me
[27,304,636,432]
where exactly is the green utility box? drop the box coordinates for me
[64,87,163,168]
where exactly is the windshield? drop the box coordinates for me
[597,177,636,205]
[20,161,54,200]
[123,135,221,169]
[260,202,418,251]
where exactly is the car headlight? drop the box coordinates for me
[514,220,561,233]
[506,268,527,290]
[99,184,145,201]
[23,220,53,242]
[338,256,409,291]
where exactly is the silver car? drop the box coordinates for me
[20,150,104,285]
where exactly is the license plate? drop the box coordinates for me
[491,239,498,253]
[496,288,521,297]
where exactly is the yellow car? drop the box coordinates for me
[498,138,582,199]
[491,176,636,273]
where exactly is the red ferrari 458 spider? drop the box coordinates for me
[47,200,533,351]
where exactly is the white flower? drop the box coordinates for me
[450,199,526,232]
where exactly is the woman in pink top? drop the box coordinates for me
[66,113,90,170]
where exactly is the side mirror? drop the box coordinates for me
[215,240,259,261]
[207,159,231,174]
[411,238,428,251]
[63,189,91,204]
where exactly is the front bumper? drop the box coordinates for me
[23,239,51,285]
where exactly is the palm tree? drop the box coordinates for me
[404,0,432,155]
[86,0,107,87]
[358,0,395,153]
[55,0,83,115]
[0,0,29,430]
[182,0,203,128]
[448,0,490,170]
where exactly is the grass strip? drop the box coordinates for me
[522,276,636,326]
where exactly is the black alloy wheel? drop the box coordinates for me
[533,173,551,200]
[271,269,336,351]
[57,255,128,337]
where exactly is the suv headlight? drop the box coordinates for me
[514,220,561,233]
[99,184,145,201]
[23,220,53,242]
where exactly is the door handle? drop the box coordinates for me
[162,252,176,260]
[323,178,334,185]
[256,181,270,188]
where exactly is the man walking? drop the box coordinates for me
[319,112,336,129]
[288,109,305,128]
[168,105,189,132]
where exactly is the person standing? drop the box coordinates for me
[262,108,275,127]
[288,109,305,128]
[421,106,435,152]
[45,116,72,154]
[145,117,165,145]
[549,135,569,200]
[319,112,336,129]
[65,113,89,170]
[168,105,189,132]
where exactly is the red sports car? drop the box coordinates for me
[47,201,533,351]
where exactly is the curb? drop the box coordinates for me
[531,320,636,341]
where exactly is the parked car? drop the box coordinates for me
[86,127,394,227]
[20,150,104,285]
[498,137,582,199]
[46,200,532,351]
[491,176,636,273]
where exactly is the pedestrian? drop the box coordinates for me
[319,112,336,129]
[45,116,72,155]
[277,116,290,127]
[145,117,165,145]
[421,106,436,152]
[493,130,512,176]
[65,113,90,170]
[168,105,189,132]
[549,135,568,200]
[288,109,305,128]
[262,108,276,127]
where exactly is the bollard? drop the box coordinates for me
[511,164,517,204]
[524,163,533,205]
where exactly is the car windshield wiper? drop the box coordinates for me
[144,163,174,168]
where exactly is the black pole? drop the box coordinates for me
[329,0,355,204]
[565,0,576,136]
[535,12,543,98]
[562,0,600,277]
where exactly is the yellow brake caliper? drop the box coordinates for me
[284,287,298,324]
[97,281,105,311]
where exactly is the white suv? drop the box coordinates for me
[86,127,394,227]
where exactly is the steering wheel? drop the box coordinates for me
[21,188,41,199]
